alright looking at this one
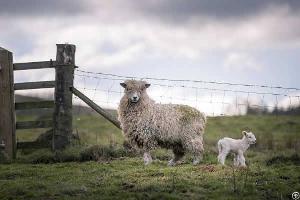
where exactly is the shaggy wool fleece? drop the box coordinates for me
[118,80,206,166]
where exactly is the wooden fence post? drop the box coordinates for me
[53,44,76,150]
[0,47,16,159]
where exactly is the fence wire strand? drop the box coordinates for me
[73,68,300,116]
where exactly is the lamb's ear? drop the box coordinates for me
[242,131,248,136]
[145,83,151,88]
[120,82,127,88]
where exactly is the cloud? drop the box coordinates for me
[130,0,300,24]
[1,3,298,79]
[3,0,300,23]
[223,52,262,71]
[0,0,87,16]
[1,1,300,58]
[0,0,298,84]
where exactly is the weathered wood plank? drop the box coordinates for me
[17,141,51,149]
[16,120,53,129]
[14,81,55,90]
[53,44,76,150]
[13,60,56,70]
[15,101,54,110]
[71,87,121,129]
[0,47,16,159]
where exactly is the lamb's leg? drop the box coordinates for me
[233,154,239,167]
[168,149,185,166]
[238,151,246,167]
[217,142,223,164]
[218,149,228,165]
[143,152,153,165]
[189,138,204,165]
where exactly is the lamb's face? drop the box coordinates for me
[120,80,150,103]
[243,131,256,144]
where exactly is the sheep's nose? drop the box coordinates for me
[132,96,139,102]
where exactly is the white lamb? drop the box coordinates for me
[217,131,256,167]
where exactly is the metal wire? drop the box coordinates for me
[73,68,299,116]
[76,69,300,91]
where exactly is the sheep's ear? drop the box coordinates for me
[242,131,248,136]
[120,82,127,88]
[145,83,151,88]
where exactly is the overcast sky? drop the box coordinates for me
[1,0,300,115]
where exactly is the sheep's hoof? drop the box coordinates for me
[144,161,152,165]
[168,159,176,167]
[192,161,200,165]
[192,158,201,165]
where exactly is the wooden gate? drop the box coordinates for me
[0,44,76,159]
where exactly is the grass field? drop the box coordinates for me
[0,114,299,199]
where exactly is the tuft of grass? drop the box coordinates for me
[16,144,137,164]
[0,151,10,164]
[266,153,300,166]
[80,144,135,161]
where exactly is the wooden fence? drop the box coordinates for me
[0,44,121,160]
[0,44,76,159]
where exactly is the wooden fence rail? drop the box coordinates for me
[71,87,121,129]
[13,60,56,70]
[15,101,54,110]
[14,81,56,90]
[16,120,53,129]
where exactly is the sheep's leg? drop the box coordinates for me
[189,138,204,165]
[143,152,153,165]
[238,151,246,167]
[168,149,185,166]
[193,154,203,165]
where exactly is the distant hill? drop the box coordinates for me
[15,94,48,103]
[246,104,300,115]
[15,94,117,117]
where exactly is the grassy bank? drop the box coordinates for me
[0,155,299,200]
[0,114,299,199]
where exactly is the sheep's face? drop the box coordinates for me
[120,80,151,103]
[243,131,256,144]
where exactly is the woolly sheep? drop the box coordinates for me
[118,80,207,166]
[217,131,256,167]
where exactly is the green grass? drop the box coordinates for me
[0,156,299,200]
[1,114,299,199]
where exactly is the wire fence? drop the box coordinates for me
[73,68,300,116]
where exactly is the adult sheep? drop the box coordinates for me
[118,80,206,166]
